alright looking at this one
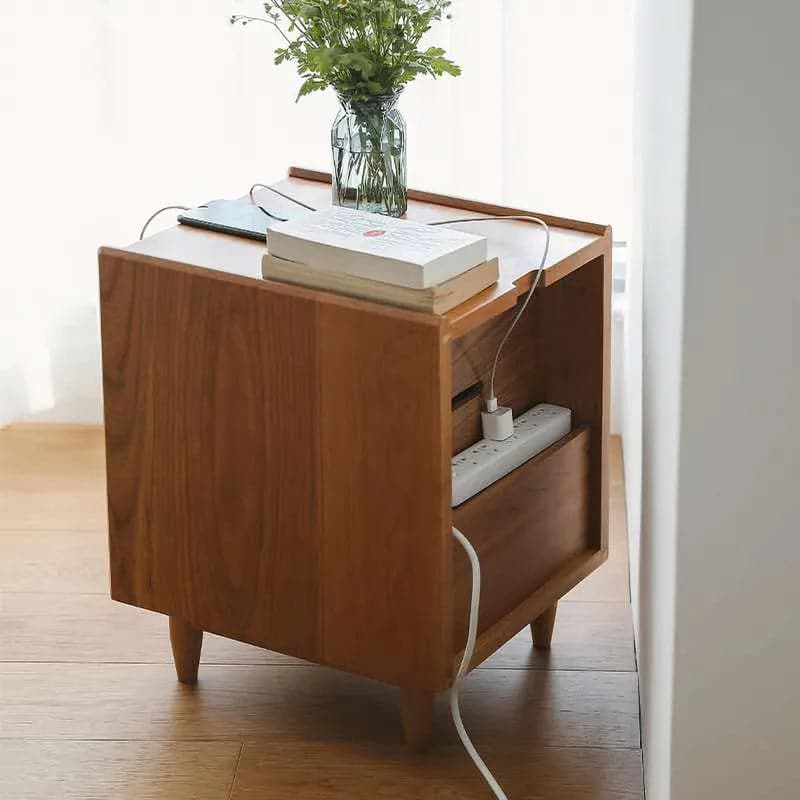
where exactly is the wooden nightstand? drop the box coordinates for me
[99,167,610,750]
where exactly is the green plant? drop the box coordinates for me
[232,0,460,101]
[232,1,460,217]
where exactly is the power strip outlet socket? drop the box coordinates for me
[451,403,572,507]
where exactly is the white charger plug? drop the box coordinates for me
[481,406,514,441]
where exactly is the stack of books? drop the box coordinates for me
[262,207,497,314]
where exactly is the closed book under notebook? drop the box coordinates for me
[262,254,499,314]
[266,206,488,289]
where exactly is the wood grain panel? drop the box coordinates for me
[450,295,540,398]
[0,663,639,749]
[100,249,452,690]
[540,253,611,553]
[0,740,241,800]
[452,429,591,645]
[231,740,643,800]
[450,295,546,454]
[451,393,483,455]
[100,251,322,662]
[318,302,451,690]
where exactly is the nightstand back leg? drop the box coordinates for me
[530,602,558,650]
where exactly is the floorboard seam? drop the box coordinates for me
[225,742,245,800]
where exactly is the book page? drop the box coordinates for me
[275,207,484,264]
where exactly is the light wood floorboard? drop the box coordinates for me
[0,426,641,798]
[0,740,242,800]
[564,479,631,602]
[0,426,107,531]
[0,662,639,749]
[0,592,306,667]
[0,531,108,593]
[1,592,635,672]
[480,601,635,672]
[230,741,643,800]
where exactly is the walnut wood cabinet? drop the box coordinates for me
[99,167,611,749]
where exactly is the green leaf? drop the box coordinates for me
[296,76,327,100]
[244,0,461,100]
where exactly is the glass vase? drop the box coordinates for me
[331,92,407,217]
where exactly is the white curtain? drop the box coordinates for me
[0,0,632,425]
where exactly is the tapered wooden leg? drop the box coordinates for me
[400,688,435,751]
[169,617,203,684]
[530,602,558,650]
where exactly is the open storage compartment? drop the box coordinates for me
[446,255,608,673]
[452,426,592,649]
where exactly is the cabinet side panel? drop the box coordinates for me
[318,304,451,691]
[541,251,611,552]
[99,253,322,661]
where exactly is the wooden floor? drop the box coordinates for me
[0,425,642,799]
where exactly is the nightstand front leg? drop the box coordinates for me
[400,688,435,751]
[169,617,203,684]
[530,602,558,650]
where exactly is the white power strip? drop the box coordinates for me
[451,403,572,507]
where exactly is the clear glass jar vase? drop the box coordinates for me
[331,91,407,217]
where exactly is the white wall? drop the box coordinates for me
[637,1,800,797]
[636,0,693,795]
[622,0,648,633]
[672,1,800,796]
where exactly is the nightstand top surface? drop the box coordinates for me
[124,168,610,334]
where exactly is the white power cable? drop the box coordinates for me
[439,216,549,797]
[138,181,316,241]
[139,205,191,240]
[451,525,509,800]
[429,216,550,412]
[137,186,534,799]
[249,182,318,211]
